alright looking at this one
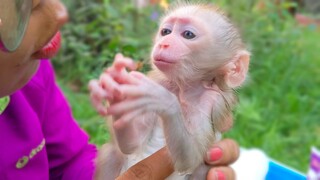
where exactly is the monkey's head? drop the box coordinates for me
[151,2,250,89]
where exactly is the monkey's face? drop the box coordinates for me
[151,9,213,80]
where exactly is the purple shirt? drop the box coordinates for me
[0,60,97,180]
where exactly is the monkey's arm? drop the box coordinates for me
[160,106,214,174]
[111,113,157,154]
[107,71,217,173]
[90,53,159,154]
[90,73,157,154]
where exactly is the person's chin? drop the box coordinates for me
[17,61,40,90]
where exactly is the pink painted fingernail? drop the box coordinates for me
[215,170,226,180]
[208,147,223,162]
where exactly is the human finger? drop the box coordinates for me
[207,166,236,180]
[205,139,239,166]
[116,147,174,180]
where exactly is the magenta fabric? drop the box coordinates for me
[0,60,97,180]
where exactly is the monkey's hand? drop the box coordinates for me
[106,70,179,129]
[105,53,137,85]
[88,79,112,116]
[106,70,211,173]
[88,53,137,116]
[90,54,157,154]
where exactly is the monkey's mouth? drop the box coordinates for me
[154,58,175,71]
[155,59,174,64]
[154,58,175,69]
[154,57,175,64]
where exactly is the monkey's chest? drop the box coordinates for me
[121,120,166,171]
[122,120,188,180]
[181,102,211,130]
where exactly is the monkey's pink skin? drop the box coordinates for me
[153,53,177,71]
[154,59,175,70]
[94,2,250,179]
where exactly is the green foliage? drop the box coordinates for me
[53,0,159,90]
[54,0,319,173]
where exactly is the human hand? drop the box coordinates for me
[116,138,239,180]
[116,147,173,180]
[204,138,239,180]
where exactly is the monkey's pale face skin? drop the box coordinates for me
[152,14,210,76]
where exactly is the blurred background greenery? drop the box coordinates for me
[54,0,320,172]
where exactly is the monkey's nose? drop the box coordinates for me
[159,44,169,49]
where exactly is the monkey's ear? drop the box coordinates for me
[224,50,250,88]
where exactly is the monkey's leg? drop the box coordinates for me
[95,143,125,180]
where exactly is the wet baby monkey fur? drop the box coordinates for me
[92,1,250,179]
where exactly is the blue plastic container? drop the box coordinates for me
[265,160,307,180]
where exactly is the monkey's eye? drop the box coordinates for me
[182,30,196,39]
[161,28,172,36]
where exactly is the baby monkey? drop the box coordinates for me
[90,2,250,179]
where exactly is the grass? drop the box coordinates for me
[58,81,109,146]
[225,26,320,172]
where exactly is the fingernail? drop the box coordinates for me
[215,170,226,180]
[208,147,223,162]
